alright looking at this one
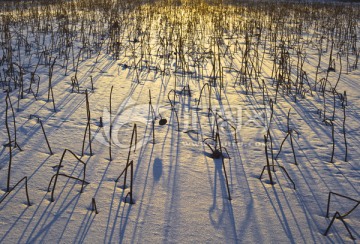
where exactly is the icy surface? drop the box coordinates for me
[0,1,359,243]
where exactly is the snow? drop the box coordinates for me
[0,0,359,243]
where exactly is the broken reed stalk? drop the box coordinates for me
[260,135,273,185]
[328,119,335,163]
[324,192,359,239]
[82,89,93,156]
[48,149,88,202]
[275,109,298,165]
[197,83,211,113]
[173,108,180,131]
[322,79,328,121]
[260,135,296,189]
[0,176,31,206]
[326,192,360,219]
[274,76,280,104]
[4,92,23,192]
[262,79,268,105]
[289,130,297,166]
[5,95,12,192]
[314,45,323,91]
[90,76,94,92]
[14,63,25,111]
[216,113,237,143]
[71,76,80,93]
[149,90,156,143]
[91,197,99,214]
[167,89,177,109]
[343,103,348,162]
[47,56,57,111]
[266,99,275,170]
[208,108,219,140]
[216,132,232,201]
[115,160,135,204]
[180,84,191,97]
[115,124,137,186]
[333,53,342,92]
[166,90,180,131]
[324,212,355,240]
[74,48,82,77]
[29,114,52,155]
[5,92,21,150]
[39,120,53,155]
[17,81,21,111]
[29,72,40,100]
[109,86,113,161]
[332,93,336,121]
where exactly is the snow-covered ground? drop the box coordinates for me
[0,0,359,243]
